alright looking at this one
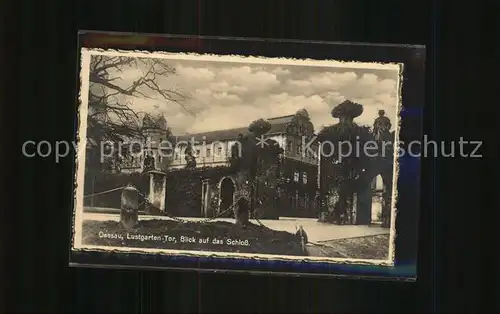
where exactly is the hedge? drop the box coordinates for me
[83,162,319,218]
[165,166,237,217]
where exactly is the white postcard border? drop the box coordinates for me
[71,47,403,267]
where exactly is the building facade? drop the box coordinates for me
[170,108,321,217]
[106,109,386,221]
[170,108,319,170]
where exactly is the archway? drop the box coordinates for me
[219,177,235,214]
[355,174,384,225]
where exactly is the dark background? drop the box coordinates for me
[2,0,491,312]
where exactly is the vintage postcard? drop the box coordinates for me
[72,48,402,266]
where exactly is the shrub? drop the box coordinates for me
[166,166,237,217]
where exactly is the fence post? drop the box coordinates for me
[204,179,212,217]
[148,170,167,212]
[234,197,250,227]
[296,225,309,254]
[201,179,211,217]
[201,178,206,216]
[121,185,139,229]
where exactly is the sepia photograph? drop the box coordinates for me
[72,48,402,265]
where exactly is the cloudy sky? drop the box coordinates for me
[92,54,401,135]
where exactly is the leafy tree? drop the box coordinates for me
[248,118,271,137]
[85,55,189,171]
[228,118,283,217]
[142,152,155,172]
[183,142,197,170]
[318,100,375,224]
[229,118,282,175]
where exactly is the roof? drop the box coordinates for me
[176,114,296,143]
[142,113,167,130]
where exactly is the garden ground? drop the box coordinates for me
[307,234,390,259]
[81,212,391,259]
[82,219,305,256]
[83,211,390,243]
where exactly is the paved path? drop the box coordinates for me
[82,212,389,243]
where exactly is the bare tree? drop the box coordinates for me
[85,55,191,170]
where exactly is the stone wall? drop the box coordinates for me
[205,171,251,218]
[165,166,236,217]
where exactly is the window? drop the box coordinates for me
[206,148,211,157]
[196,149,200,156]
[287,141,293,152]
[293,170,300,182]
[217,147,222,156]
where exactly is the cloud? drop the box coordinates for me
[95,56,400,134]
[272,67,291,76]
[215,66,280,94]
[285,71,358,96]
[176,65,215,82]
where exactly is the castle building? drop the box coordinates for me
[170,108,319,169]
[116,109,321,181]
[170,109,321,217]
[109,109,329,218]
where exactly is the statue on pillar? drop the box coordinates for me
[373,110,394,228]
[143,151,155,172]
[184,142,197,169]
[373,110,392,142]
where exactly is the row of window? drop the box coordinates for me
[284,193,316,209]
[122,155,162,167]
[125,141,317,163]
[286,141,318,160]
[293,170,308,184]
[174,146,226,160]
[287,125,311,135]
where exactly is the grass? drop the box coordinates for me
[307,234,390,259]
[82,219,306,256]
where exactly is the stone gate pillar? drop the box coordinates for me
[201,179,211,217]
[201,178,212,217]
[352,193,358,224]
[148,170,167,212]
[381,172,393,228]
[201,179,206,216]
